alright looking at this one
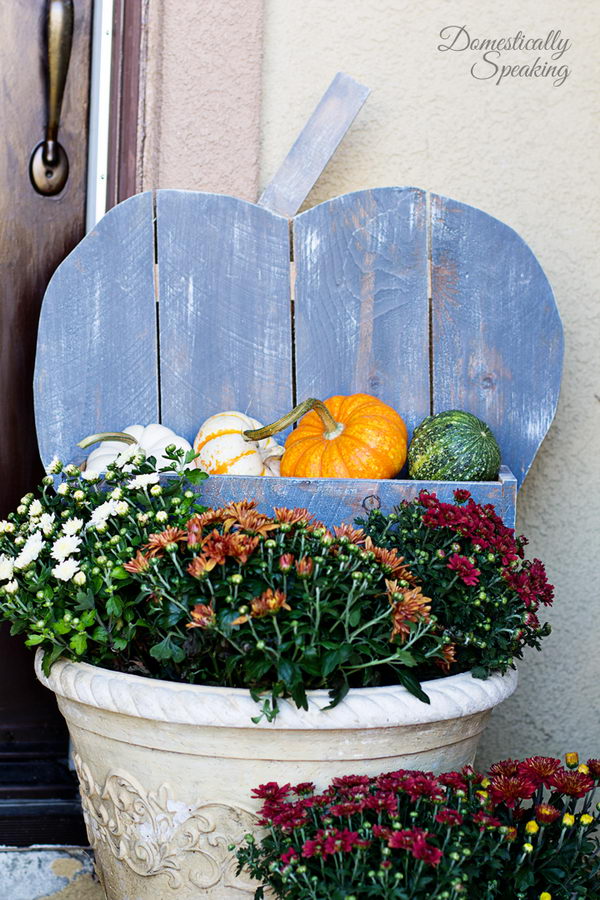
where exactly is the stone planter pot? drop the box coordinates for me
[36,654,517,899]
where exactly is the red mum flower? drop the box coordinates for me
[252,782,292,802]
[364,792,398,815]
[535,803,561,824]
[329,799,367,817]
[518,756,562,788]
[488,759,521,778]
[388,827,431,851]
[586,759,600,779]
[472,811,502,831]
[435,808,464,826]
[292,781,315,796]
[280,847,298,868]
[548,770,595,798]
[489,774,536,808]
[438,772,468,793]
[447,553,481,586]
[453,489,471,504]
[410,836,443,867]
[401,774,444,803]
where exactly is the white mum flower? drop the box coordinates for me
[14,532,44,570]
[4,579,18,594]
[52,558,80,582]
[45,457,62,474]
[40,513,56,535]
[110,487,123,500]
[62,518,84,536]
[56,483,69,496]
[80,470,100,482]
[51,535,82,562]
[127,472,159,490]
[0,555,14,581]
[115,501,129,515]
[88,500,117,528]
[115,444,140,468]
[0,520,10,534]
[29,499,43,518]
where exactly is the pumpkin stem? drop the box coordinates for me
[243,399,343,442]
[77,431,138,450]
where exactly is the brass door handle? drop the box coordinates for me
[30,0,74,196]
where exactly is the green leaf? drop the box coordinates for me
[393,649,417,667]
[70,633,88,655]
[110,566,129,580]
[106,595,123,617]
[149,634,185,663]
[397,670,431,704]
[322,645,352,677]
[25,634,45,646]
[185,469,207,485]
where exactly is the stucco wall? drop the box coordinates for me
[261,0,600,763]
[138,0,264,199]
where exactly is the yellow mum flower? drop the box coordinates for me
[525,820,540,834]
[562,813,575,827]
[579,813,594,826]
[522,843,534,853]
[480,777,491,788]
[577,764,590,775]
[565,752,579,769]
[539,893,552,900]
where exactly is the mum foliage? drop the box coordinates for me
[357,490,554,678]
[236,754,600,899]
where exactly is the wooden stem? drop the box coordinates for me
[244,398,343,441]
[77,431,138,449]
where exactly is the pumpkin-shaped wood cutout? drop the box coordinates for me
[34,73,563,526]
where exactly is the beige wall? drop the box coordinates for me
[138,0,264,199]
[261,0,600,764]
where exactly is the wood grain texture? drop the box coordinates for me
[0,0,93,746]
[156,190,292,442]
[195,466,516,529]
[258,72,370,217]
[430,193,563,487]
[34,192,158,466]
[293,188,429,440]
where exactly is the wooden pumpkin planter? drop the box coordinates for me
[32,75,562,898]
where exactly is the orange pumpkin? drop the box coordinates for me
[244,394,408,479]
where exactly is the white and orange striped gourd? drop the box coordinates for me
[193,412,284,476]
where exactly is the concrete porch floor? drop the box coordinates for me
[0,847,103,899]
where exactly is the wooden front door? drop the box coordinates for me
[0,0,92,843]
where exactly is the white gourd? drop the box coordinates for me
[193,412,283,476]
[84,424,192,474]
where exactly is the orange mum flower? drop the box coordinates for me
[227,533,260,563]
[273,507,315,527]
[123,550,152,574]
[295,557,314,578]
[187,555,217,578]
[387,580,431,642]
[222,501,278,536]
[187,603,216,629]
[144,527,187,557]
[233,588,291,624]
[436,642,457,673]
[370,543,416,582]
[333,524,366,545]
[186,510,227,545]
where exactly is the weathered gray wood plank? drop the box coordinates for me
[430,194,563,487]
[34,191,158,466]
[155,191,292,443]
[195,465,516,529]
[258,72,370,218]
[293,187,429,440]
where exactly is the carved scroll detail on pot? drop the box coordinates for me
[73,754,258,893]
